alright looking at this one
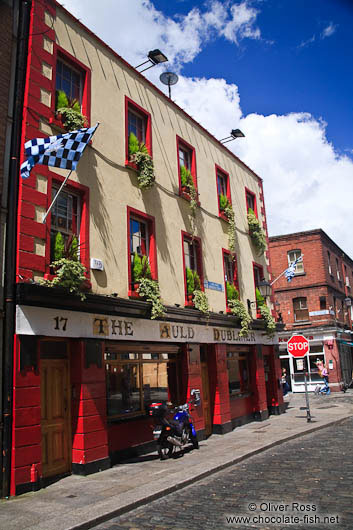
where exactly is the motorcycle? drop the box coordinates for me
[149,389,201,460]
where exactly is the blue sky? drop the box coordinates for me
[60,0,353,257]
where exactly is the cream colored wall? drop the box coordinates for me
[50,8,269,315]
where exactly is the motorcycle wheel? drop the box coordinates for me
[158,441,175,460]
[190,430,199,449]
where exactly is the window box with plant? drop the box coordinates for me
[226,283,252,337]
[132,252,165,319]
[128,132,155,190]
[247,208,267,256]
[255,288,276,337]
[185,267,209,315]
[55,89,87,132]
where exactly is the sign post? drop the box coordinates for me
[287,334,312,422]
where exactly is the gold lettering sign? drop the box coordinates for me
[93,317,109,335]
[160,323,171,339]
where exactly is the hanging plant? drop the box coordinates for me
[247,208,267,256]
[228,298,252,337]
[227,284,251,337]
[128,132,155,190]
[180,165,198,234]
[186,267,195,297]
[219,195,236,253]
[56,90,87,132]
[137,277,165,320]
[193,289,209,316]
[255,288,276,337]
[39,258,87,301]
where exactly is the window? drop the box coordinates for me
[105,347,181,419]
[50,186,80,262]
[333,296,337,317]
[216,166,231,217]
[48,180,89,273]
[245,188,257,216]
[182,232,203,301]
[125,97,151,162]
[227,350,250,396]
[344,265,350,288]
[336,258,341,281]
[54,48,91,124]
[327,251,332,276]
[293,297,309,322]
[319,296,326,310]
[56,58,82,105]
[252,263,264,316]
[177,136,197,196]
[128,207,156,293]
[287,249,304,274]
[223,250,239,305]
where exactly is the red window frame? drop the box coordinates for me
[181,231,203,304]
[253,262,264,317]
[45,171,90,277]
[51,45,91,128]
[125,97,152,166]
[216,165,231,219]
[222,249,239,309]
[127,206,157,296]
[177,136,198,200]
[245,187,257,217]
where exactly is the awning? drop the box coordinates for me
[338,340,353,347]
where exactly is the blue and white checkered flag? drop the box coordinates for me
[284,255,303,282]
[20,123,99,179]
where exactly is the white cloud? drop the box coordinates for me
[321,22,338,39]
[58,0,261,69]
[297,34,316,49]
[57,0,353,256]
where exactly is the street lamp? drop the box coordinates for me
[247,279,272,310]
[220,129,245,144]
[135,49,168,73]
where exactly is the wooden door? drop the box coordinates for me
[41,359,71,478]
[201,361,212,436]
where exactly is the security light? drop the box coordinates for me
[220,129,245,144]
[135,49,168,73]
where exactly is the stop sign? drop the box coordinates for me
[287,334,310,358]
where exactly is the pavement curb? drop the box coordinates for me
[68,414,352,530]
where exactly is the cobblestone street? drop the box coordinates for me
[94,417,353,530]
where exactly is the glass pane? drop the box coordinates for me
[308,354,325,382]
[293,356,308,383]
[106,363,141,416]
[228,358,240,394]
[143,362,168,407]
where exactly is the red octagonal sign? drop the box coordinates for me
[287,334,310,358]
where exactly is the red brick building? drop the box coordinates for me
[269,229,353,393]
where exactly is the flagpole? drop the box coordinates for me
[42,169,73,224]
[270,254,304,286]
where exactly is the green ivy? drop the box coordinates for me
[128,132,155,190]
[132,253,151,282]
[228,298,252,337]
[186,267,195,295]
[247,208,267,256]
[193,289,209,316]
[137,277,165,320]
[255,287,276,337]
[226,282,239,302]
[39,258,87,300]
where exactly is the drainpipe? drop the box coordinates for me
[2,0,32,497]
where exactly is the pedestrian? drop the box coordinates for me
[315,359,330,395]
[281,367,289,396]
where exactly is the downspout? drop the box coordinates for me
[2,0,32,497]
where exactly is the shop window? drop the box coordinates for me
[182,232,203,302]
[227,350,250,396]
[128,207,156,293]
[319,296,326,310]
[223,250,239,306]
[216,166,231,217]
[105,349,180,419]
[53,48,91,125]
[125,97,152,162]
[245,188,257,216]
[293,297,309,322]
[49,182,89,271]
[287,249,304,274]
[177,136,197,197]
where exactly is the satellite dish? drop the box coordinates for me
[160,71,179,98]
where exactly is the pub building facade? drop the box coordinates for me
[8,0,283,496]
